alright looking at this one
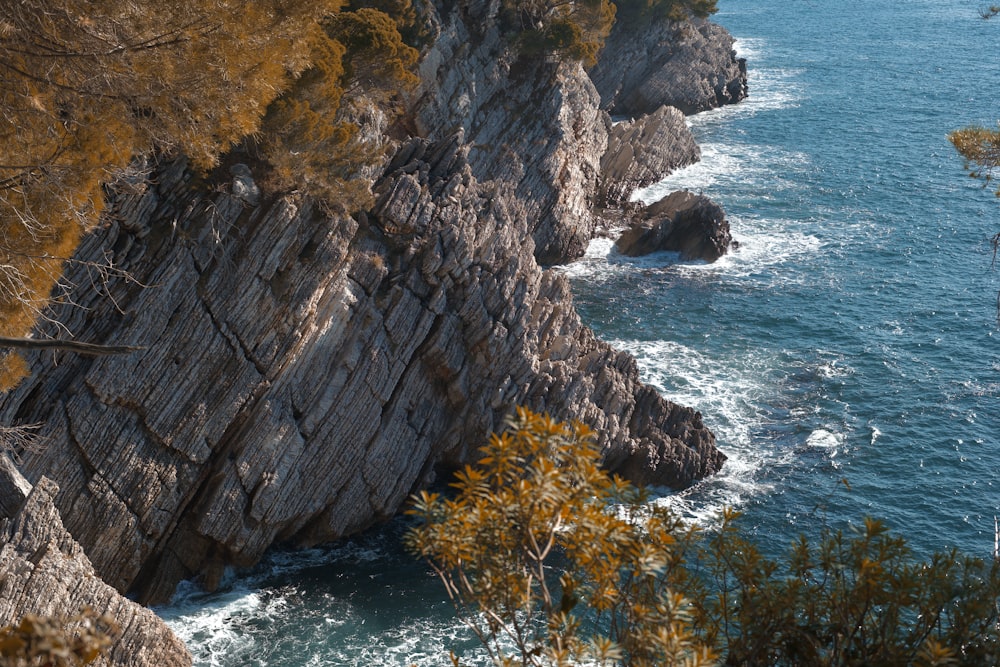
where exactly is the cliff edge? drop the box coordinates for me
[0,458,191,666]
[0,1,740,609]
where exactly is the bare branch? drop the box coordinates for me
[0,336,143,356]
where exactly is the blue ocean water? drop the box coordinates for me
[159,1,1000,663]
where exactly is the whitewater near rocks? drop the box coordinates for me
[0,0,745,662]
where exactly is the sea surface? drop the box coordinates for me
[158,1,1000,663]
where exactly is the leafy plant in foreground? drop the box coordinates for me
[0,607,118,666]
[405,407,712,667]
[407,408,1000,666]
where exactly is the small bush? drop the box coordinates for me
[407,407,1000,666]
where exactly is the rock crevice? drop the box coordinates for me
[0,0,741,618]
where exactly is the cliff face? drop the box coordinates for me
[413,0,609,264]
[0,1,738,610]
[0,459,191,666]
[589,16,748,116]
[599,105,701,208]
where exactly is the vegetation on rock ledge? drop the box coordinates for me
[0,0,415,390]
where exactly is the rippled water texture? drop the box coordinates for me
[161,1,1000,663]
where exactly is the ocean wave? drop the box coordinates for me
[632,141,810,202]
[560,221,823,291]
[602,338,854,525]
[159,583,266,667]
[607,338,791,522]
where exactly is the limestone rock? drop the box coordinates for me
[616,190,735,262]
[0,453,30,518]
[0,473,191,667]
[0,136,723,605]
[414,10,608,265]
[590,17,748,116]
[599,105,700,207]
[0,0,740,613]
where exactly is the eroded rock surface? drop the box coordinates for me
[0,1,739,613]
[616,190,735,262]
[600,105,700,207]
[414,1,608,265]
[590,17,747,116]
[0,134,723,604]
[0,468,191,667]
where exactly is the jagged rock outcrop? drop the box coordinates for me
[413,1,608,265]
[589,17,747,116]
[615,190,735,262]
[599,105,701,207]
[0,465,191,666]
[0,0,740,616]
[0,134,723,604]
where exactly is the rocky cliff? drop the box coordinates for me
[412,0,610,265]
[0,0,739,619]
[590,16,747,116]
[0,458,191,666]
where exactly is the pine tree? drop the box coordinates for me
[0,0,341,389]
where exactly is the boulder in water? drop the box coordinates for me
[615,190,735,262]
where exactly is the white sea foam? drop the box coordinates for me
[805,429,843,454]
[681,52,805,130]
[732,36,761,61]
[675,223,823,286]
[560,219,823,291]
[159,584,265,667]
[633,141,809,203]
[607,338,794,524]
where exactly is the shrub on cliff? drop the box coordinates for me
[613,0,717,27]
[257,5,419,207]
[407,408,1000,666]
[502,0,617,67]
[0,0,421,390]
[0,0,336,389]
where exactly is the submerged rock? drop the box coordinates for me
[616,190,735,262]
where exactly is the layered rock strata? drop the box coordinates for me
[599,105,701,207]
[0,137,723,603]
[0,0,741,613]
[590,17,747,116]
[0,464,191,666]
[413,2,608,265]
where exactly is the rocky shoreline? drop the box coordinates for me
[0,2,745,663]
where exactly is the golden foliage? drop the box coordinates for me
[504,0,616,67]
[408,408,1000,666]
[0,0,338,387]
[613,0,717,25]
[405,407,712,667]
[0,607,118,667]
[692,510,1000,666]
[949,124,1000,195]
[258,5,419,207]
